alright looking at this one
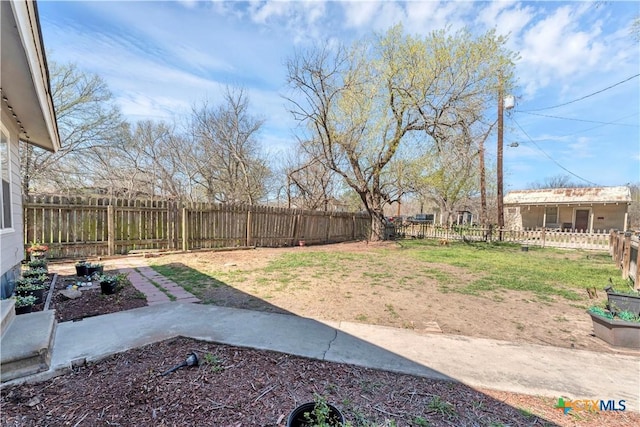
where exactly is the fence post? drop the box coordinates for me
[246,209,252,247]
[107,205,115,256]
[622,232,632,280]
[541,228,546,248]
[635,238,640,289]
[182,207,188,251]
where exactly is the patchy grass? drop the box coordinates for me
[402,240,619,300]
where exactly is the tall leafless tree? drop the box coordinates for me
[21,61,123,195]
[188,87,270,204]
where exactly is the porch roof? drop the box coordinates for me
[504,186,632,206]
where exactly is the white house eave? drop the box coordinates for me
[1,0,60,152]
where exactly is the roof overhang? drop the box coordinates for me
[1,0,60,152]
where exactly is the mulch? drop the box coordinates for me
[3,268,639,426]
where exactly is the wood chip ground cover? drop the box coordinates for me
[2,337,638,427]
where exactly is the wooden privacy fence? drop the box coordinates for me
[610,231,640,287]
[393,224,612,251]
[23,195,370,258]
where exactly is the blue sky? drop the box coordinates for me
[37,0,640,191]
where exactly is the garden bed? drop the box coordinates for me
[2,336,638,426]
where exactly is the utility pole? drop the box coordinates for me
[479,137,487,226]
[497,83,514,240]
[497,85,505,236]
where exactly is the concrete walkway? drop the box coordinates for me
[5,258,640,413]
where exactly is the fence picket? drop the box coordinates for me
[23,196,369,258]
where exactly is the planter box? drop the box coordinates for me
[589,312,640,349]
[607,292,640,315]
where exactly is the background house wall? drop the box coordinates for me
[0,109,24,298]
[505,204,628,231]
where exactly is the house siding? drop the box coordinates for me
[0,108,24,298]
[506,204,628,232]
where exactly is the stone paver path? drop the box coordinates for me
[117,258,200,305]
[51,257,200,306]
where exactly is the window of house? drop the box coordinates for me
[0,129,11,229]
[545,206,558,224]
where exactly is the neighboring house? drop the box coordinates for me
[0,0,60,298]
[504,186,631,233]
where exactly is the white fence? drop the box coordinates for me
[392,224,611,251]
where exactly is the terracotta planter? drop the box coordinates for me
[589,312,640,349]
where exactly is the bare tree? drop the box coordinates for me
[189,87,270,204]
[92,121,195,200]
[527,175,591,189]
[21,61,123,195]
[410,131,480,226]
[284,140,341,210]
[285,25,515,240]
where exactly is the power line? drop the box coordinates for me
[515,110,640,127]
[520,74,640,112]
[511,118,599,186]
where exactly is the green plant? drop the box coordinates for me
[588,305,613,319]
[97,274,120,287]
[14,294,36,307]
[412,416,430,426]
[27,258,48,269]
[589,305,640,322]
[425,396,457,419]
[75,260,89,267]
[22,268,48,278]
[202,353,224,373]
[302,394,347,427]
[617,310,640,322]
[15,277,38,287]
[15,281,47,291]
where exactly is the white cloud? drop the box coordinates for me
[519,5,606,95]
[341,1,382,29]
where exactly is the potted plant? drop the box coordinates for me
[75,260,89,277]
[287,395,345,427]
[14,295,37,315]
[14,280,47,305]
[27,258,48,271]
[98,274,120,295]
[588,305,640,349]
[26,241,49,261]
[87,262,104,277]
[22,267,48,278]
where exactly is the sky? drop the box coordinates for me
[36,0,640,192]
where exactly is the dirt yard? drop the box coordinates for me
[4,242,639,426]
[146,241,625,354]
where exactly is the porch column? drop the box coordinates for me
[589,212,594,233]
[542,209,547,228]
[623,211,628,232]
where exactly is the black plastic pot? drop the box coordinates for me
[87,265,104,277]
[15,304,33,315]
[76,264,88,277]
[287,402,344,427]
[30,288,44,305]
[100,280,118,295]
